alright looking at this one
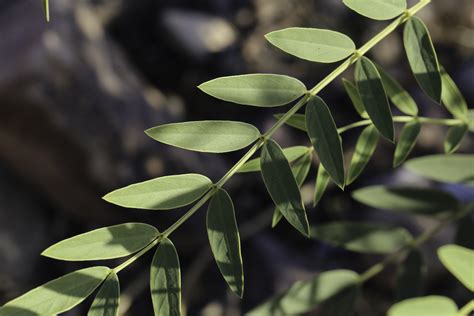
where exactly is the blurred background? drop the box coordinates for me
[0,0,472,315]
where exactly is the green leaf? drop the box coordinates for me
[145,121,260,153]
[247,270,359,316]
[395,250,426,301]
[388,296,458,316]
[377,65,418,116]
[311,222,412,254]
[238,146,310,173]
[260,139,310,237]
[314,164,331,207]
[343,0,406,20]
[103,174,212,210]
[404,154,474,186]
[393,119,421,167]
[265,28,355,63]
[198,74,307,107]
[88,272,120,316]
[355,56,394,141]
[273,152,312,228]
[342,79,369,119]
[440,66,468,119]
[352,185,459,216]
[0,267,110,315]
[306,96,345,188]
[206,189,244,297]
[438,244,474,291]
[444,124,468,154]
[347,125,379,185]
[404,17,442,103]
[467,110,474,132]
[455,215,474,249]
[42,223,159,261]
[275,113,307,132]
[150,238,181,316]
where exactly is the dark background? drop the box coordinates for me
[0,0,472,315]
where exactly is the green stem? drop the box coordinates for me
[43,0,50,22]
[111,0,432,273]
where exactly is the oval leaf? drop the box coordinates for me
[146,121,260,153]
[347,124,379,185]
[260,139,310,237]
[352,186,459,216]
[238,146,310,173]
[393,119,421,167]
[275,113,307,132]
[265,27,355,63]
[404,17,442,103]
[404,154,474,186]
[311,222,412,254]
[444,124,468,154]
[88,272,120,316]
[150,238,181,316]
[207,189,244,297]
[248,270,359,316]
[314,164,331,207]
[198,74,307,107]
[0,267,110,315]
[343,0,407,20]
[355,56,394,141]
[42,223,159,261]
[395,250,426,301]
[388,296,458,316]
[306,96,345,188]
[342,78,369,119]
[440,66,468,119]
[438,244,474,291]
[103,174,212,210]
[377,65,418,116]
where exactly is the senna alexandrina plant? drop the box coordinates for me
[2,0,473,315]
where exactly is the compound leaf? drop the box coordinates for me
[347,124,379,185]
[238,146,310,173]
[393,119,421,167]
[198,74,307,107]
[343,0,407,20]
[395,250,426,301]
[342,78,369,119]
[207,189,244,297]
[314,164,331,207]
[88,272,120,316]
[444,124,468,154]
[42,223,159,261]
[440,66,468,119]
[438,244,474,291]
[388,296,458,316]
[146,121,260,153]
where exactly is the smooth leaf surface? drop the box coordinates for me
[438,244,474,291]
[404,154,474,186]
[311,222,412,254]
[342,79,369,119]
[388,296,458,316]
[395,250,425,301]
[314,164,331,207]
[306,96,345,188]
[343,0,406,20]
[146,121,260,153]
[198,74,307,107]
[42,223,159,261]
[260,139,310,236]
[404,17,442,103]
[393,119,421,167]
[440,66,468,118]
[238,146,310,173]
[347,125,379,185]
[0,267,110,316]
[275,113,307,132]
[88,272,120,316]
[247,270,359,316]
[352,186,459,215]
[103,174,212,210]
[207,189,244,297]
[377,65,418,116]
[150,238,181,316]
[355,56,394,141]
[444,124,468,154]
[265,27,355,63]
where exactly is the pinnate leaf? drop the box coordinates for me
[238,146,310,173]
[393,119,421,167]
[207,189,244,297]
[88,272,120,316]
[438,244,474,291]
[198,74,307,107]
[388,296,458,316]
[343,0,407,20]
[444,124,468,154]
[103,174,212,210]
[146,121,260,153]
[347,124,379,185]
[265,28,355,63]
